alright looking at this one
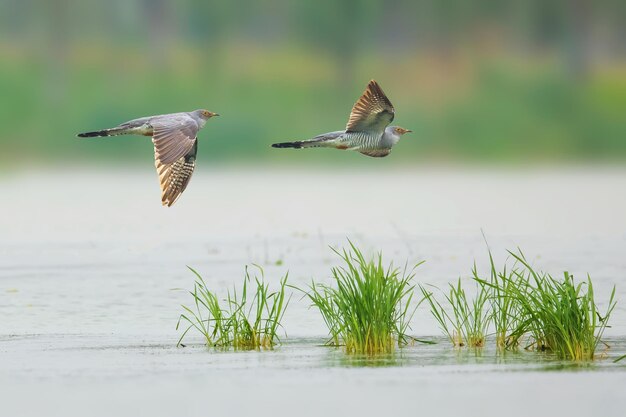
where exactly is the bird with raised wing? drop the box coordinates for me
[272,80,411,158]
[77,109,219,206]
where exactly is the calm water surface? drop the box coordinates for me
[1,167,625,417]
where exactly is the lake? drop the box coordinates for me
[1,166,625,417]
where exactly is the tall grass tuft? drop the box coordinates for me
[477,251,525,349]
[307,242,422,355]
[420,276,491,348]
[423,248,617,361]
[177,265,290,350]
[489,250,617,361]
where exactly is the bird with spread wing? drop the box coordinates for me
[272,80,411,158]
[77,109,219,207]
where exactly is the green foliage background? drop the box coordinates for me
[1,0,625,167]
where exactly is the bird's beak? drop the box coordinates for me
[211,112,220,117]
[405,129,412,133]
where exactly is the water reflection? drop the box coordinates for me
[309,336,626,369]
[323,347,411,368]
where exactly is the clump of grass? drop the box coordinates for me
[176,265,290,350]
[489,250,617,361]
[477,251,525,349]
[307,242,422,355]
[420,276,491,348]
[422,248,617,361]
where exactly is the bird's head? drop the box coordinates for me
[196,109,220,120]
[385,126,412,146]
[392,126,412,135]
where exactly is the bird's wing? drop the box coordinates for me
[359,149,390,158]
[155,140,197,207]
[151,115,199,165]
[345,80,395,134]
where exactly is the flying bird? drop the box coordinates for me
[78,109,219,206]
[272,80,410,157]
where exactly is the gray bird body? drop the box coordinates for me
[78,109,218,206]
[272,80,411,158]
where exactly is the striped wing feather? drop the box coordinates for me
[345,80,395,134]
[151,115,198,165]
[156,140,198,207]
[359,149,390,158]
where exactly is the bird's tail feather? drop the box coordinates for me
[272,138,334,149]
[271,141,305,149]
[77,127,129,138]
